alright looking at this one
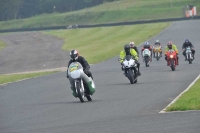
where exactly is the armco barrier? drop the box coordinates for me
[0,16,200,33]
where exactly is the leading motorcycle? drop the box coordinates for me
[119,55,138,84]
[68,62,96,102]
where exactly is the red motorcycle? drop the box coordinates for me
[166,50,178,71]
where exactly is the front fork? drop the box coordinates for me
[75,79,85,94]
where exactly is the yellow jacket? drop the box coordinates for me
[119,49,139,63]
[165,44,179,54]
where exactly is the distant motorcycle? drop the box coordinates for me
[119,55,138,84]
[166,49,178,71]
[185,47,193,64]
[68,62,95,102]
[142,48,151,67]
[153,45,162,61]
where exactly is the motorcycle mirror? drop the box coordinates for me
[118,58,122,61]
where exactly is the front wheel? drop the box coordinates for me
[188,54,192,64]
[76,81,85,103]
[170,60,175,71]
[156,52,160,61]
[144,56,149,67]
[127,69,134,84]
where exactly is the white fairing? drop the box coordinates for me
[123,59,136,68]
[143,49,151,57]
[70,69,84,79]
[186,47,191,54]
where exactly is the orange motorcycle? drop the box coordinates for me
[166,50,178,71]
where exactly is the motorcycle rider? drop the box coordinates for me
[141,41,152,61]
[182,39,195,61]
[153,40,162,58]
[120,44,141,76]
[130,41,139,56]
[66,50,93,97]
[165,41,179,65]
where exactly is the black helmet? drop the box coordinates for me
[124,44,130,53]
[70,50,79,61]
[185,39,189,43]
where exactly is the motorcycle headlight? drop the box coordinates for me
[170,55,174,58]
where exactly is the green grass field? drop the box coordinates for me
[0,71,59,85]
[166,76,200,111]
[0,0,199,30]
[45,22,171,63]
[0,40,6,50]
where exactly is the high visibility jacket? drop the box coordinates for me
[165,44,178,54]
[119,49,139,63]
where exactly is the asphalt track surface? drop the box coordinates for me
[0,20,200,133]
[0,32,69,74]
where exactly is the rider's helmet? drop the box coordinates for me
[144,41,150,48]
[185,39,190,44]
[155,40,160,45]
[167,41,173,49]
[129,42,135,48]
[70,50,79,61]
[124,44,131,54]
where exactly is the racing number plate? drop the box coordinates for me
[69,64,78,72]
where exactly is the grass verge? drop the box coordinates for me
[166,76,200,111]
[45,22,171,64]
[0,71,59,85]
[0,40,6,50]
[0,0,199,30]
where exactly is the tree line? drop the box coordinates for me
[0,0,116,21]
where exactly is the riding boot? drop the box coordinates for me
[70,87,77,98]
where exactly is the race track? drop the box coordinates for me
[0,20,200,133]
[0,32,69,74]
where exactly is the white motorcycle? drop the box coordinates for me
[142,48,151,67]
[119,55,138,84]
[185,47,193,64]
[68,62,95,102]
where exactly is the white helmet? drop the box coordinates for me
[144,41,149,45]
[156,40,159,43]
[129,42,135,48]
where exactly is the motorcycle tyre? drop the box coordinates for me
[144,56,149,67]
[170,60,175,71]
[76,81,85,103]
[188,54,192,64]
[127,69,134,84]
[156,52,160,61]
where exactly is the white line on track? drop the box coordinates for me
[160,74,200,113]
